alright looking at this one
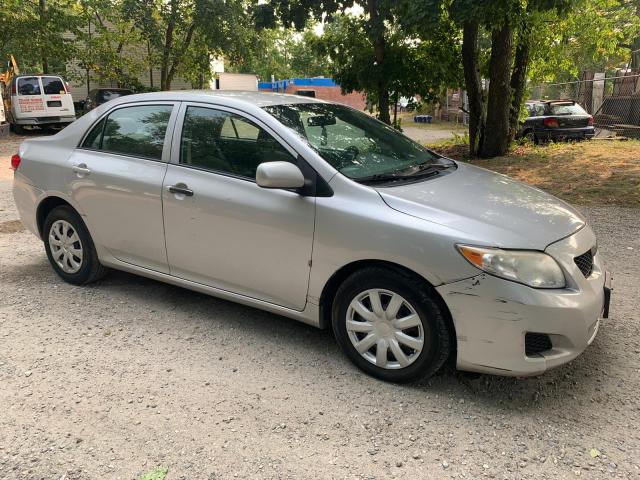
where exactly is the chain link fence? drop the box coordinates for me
[531,72,640,139]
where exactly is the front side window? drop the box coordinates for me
[17,77,41,96]
[41,76,65,95]
[264,103,452,181]
[100,105,172,160]
[180,106,296,178]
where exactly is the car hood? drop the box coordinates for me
[377,162,585,250]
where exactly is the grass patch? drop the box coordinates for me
[426,139,640,208]
[138,467,169,480]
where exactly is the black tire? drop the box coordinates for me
[331,267,452,383]
[523,129,538,144]
[43,206,108,285]
[10,123,24,135]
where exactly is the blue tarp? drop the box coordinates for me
[259,78,338,91]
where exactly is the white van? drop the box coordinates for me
[3,75,76,133]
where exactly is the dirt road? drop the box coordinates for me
[1,132,639,479]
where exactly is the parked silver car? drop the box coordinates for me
[12,91,611,382]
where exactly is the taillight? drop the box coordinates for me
[10,154,21,171]
[11,82,16,95]
[588,115,594,126]
[543,117,559,128]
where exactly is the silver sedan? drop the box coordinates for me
[12,91,611,382]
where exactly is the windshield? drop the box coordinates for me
[264,103,450,180]
[549,103,588,115]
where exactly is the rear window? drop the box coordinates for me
[42,76,66,95]
[17,77,41,96]
[549,103,588,115]
[97,90,132,103]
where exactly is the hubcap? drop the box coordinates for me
[49,220,83,274]
[346,289,424,370]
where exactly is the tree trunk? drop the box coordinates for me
[366,0,390,124]
[461,20,485,156]
[480,22,514,158]
[509,27,531,140]
[39,0,48,73]
[167,23,196,91]
[161,0,178,90]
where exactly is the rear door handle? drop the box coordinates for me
[167,184,194,197]
[72,163,91,175]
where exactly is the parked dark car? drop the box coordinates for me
[519,100,594,143]
[81,88,133,114]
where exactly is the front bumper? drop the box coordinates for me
[437,226,609,376]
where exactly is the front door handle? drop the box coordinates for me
[72,163,91,176]
[167,184,194,197]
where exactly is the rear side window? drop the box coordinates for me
[17,77,41,96]
[82,118,105,149]
[42,76,65,95]
[83,105,172,160]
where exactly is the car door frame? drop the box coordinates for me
[164,100,327,310]
[68,100,181,273]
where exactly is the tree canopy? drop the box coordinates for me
[0,0,638,157]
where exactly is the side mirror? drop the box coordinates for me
[256,161,305,190]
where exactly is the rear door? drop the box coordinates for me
[40,76,75,118]
[67,102,179,273]
[13,77,45,120]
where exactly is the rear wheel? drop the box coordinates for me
[524,129,538,144]
[43,206,108,285]
[332,267,451,383]
[10,123,24,135]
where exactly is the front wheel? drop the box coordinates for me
[332,268,452,383]
[43,206,108,285]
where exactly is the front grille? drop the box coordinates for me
[574,249,594,277]
[525,333,552,356]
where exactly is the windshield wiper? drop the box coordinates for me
[356,173,406,184]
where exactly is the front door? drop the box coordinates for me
[67,102,177,273]
[162,104,316,310]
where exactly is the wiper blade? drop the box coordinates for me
[356,173,405,184]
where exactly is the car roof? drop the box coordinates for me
[112,90,328,108]
[95,87,133,91]
[527,99,576,105]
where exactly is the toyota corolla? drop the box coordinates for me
[12,91,611,382]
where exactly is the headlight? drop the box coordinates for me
[456,245,566,289]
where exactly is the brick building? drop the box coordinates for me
[259,78,366,110]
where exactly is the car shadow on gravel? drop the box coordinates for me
[6,259,607,413]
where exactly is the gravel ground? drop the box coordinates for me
[1,132,639,480]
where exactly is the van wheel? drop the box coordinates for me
[332,267,451,383]
[43,206,108,285]
[10,123,24,134]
